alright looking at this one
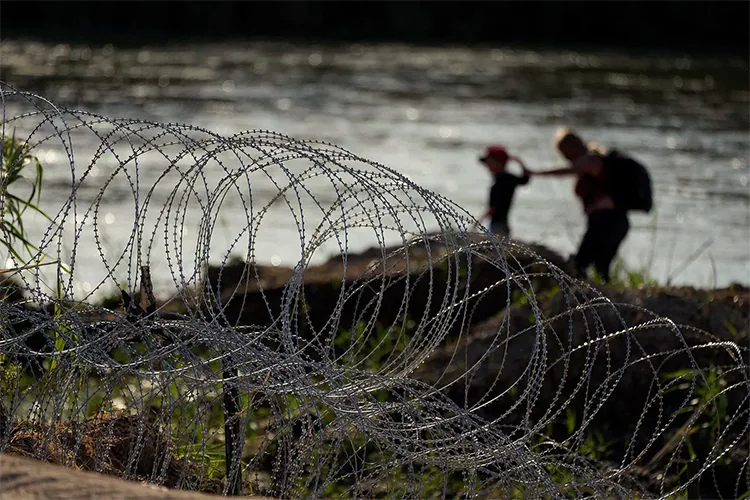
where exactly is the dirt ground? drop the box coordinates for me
[0,453,269,500]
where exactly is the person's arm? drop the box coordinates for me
[530,166,575,177]
[526,153,602,177]
[473,207,494,229]
[510,156,531,184]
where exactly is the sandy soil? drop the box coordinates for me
[0,453,269,500]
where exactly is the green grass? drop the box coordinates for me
[589,257,660,289]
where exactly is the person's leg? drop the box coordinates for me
[574,213,601,279]
[594,210,630,282]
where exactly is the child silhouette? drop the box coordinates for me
[476,145,530,238]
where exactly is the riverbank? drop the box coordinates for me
[2,234,748,498]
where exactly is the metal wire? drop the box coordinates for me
[0,81,748,499]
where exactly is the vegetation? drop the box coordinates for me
[0,127,54,267]
[590,258,660,290]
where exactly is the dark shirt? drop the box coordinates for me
[574,151,612,212]
[575,173,609,211]
[489,171,529,224]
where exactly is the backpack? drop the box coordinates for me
[602,149,653,213]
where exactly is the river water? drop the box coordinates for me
[1,39,748,298]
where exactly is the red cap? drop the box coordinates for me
[480,145,509,163]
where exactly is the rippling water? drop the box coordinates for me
[1,39,748,294]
